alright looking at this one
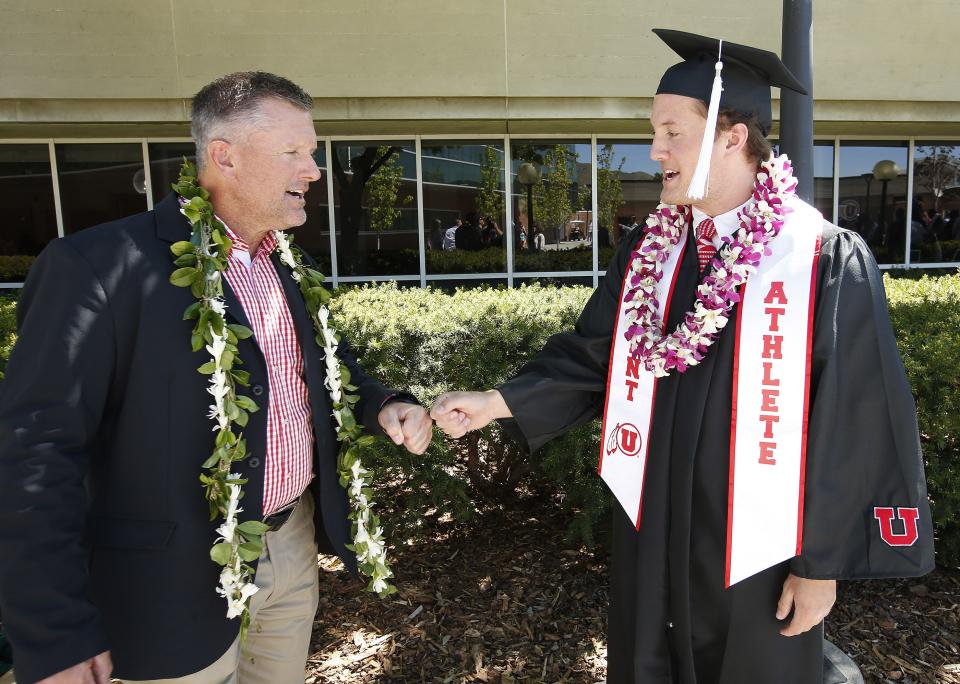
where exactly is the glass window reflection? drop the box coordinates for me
[511,141,592,272]
[912,143,960,264]
[0,144,58,282]
[331,141,419,277]
[837,142,909,265]
[421,142,506,275]
[148,142,195,206]
[57,143,147,235]
[595,141,663,266]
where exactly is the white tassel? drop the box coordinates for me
[686,41,724,201]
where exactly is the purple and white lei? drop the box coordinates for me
[622,154,798,377]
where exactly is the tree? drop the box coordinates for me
[476,145,504,223]
[915,145,960,211]
[330,145,401,275]
[365,146,412,251]
[533,145,581,243]
[596,144,626,242]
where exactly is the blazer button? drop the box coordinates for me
[252,385,264,396]
[248,457,261,468]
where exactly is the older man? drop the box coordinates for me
[0,72,432,684]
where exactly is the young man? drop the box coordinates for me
[0,72,432,684]
[433,30,933,683]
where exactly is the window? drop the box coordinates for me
[837,142,909,265]
[0,145,58,281]
[56,143,147,235]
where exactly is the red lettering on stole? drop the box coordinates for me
[758,282,789,465]
[625,357,641,401]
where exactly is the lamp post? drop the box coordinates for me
[873,159,900,249]
[517,162,540,249]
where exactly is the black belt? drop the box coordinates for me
[262,500,299,532]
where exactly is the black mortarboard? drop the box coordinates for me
[653,28,808,135]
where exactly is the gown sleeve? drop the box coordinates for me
[790,226,935,580]
[496,229,642,454]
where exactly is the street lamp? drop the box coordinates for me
[517,162,540,245]
[873,159,900,248]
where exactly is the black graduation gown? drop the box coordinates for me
[497,218,934,684]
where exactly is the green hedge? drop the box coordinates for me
[0,275,957,566]
[886,274,960,566]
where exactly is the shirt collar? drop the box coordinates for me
[691,199,750,245]
[224,225,278,260]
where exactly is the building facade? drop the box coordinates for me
[2,1,959,288]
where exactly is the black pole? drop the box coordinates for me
[780,0,814,203]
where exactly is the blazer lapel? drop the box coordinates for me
[154,192,254,332]
[270,250,319,380]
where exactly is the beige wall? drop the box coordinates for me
[1,0,958,133]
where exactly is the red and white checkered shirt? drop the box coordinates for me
[222,227,314,516]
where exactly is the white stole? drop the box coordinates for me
[600,199,823,586]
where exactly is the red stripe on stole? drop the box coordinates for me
[725,282,748,589]
[597,251,633,477]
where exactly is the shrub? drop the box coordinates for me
[885,273,960,568]
[0,256,35,282]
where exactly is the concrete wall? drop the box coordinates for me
[1,0,958,133]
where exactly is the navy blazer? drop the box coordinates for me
[0,194,398,683]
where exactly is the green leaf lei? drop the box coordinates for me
[168,160,394,635]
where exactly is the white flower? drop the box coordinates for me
[206,335,227,367]
[208,298,227,317]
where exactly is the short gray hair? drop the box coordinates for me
[190,71,313,170]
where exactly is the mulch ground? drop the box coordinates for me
[309,497,960,684]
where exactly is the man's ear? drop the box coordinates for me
[207,140,236,178]
[724,122,750,156]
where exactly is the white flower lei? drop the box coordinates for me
[621,153,798,377]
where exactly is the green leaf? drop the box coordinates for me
[237,541,262,562]
[182,301,202,321]
[234,410,249,428]
[210,542,232,566]
[231,370,251,386]
[170,267,198,288]
[201,452,221,469]
[197,360,217,374]
[237,520,270,536]
[234,395,259,412]
[191,332,205,352]
[170,240,196,257]
[339,364,352,386]
[228,324,254,340]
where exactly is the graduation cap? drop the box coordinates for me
[653,29,808,200]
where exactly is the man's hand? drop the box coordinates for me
[777,574,836,636]
[37,651,112,684]
[378,401,432,455]
[431,390,512,438]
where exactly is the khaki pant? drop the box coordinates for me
[122,493,320,684]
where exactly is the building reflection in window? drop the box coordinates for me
[331,141,419,277]
[421,142,506,275]
[911,143,960,264]
[56,143,147,235]
[148,142,195,207]
[510,141,592,272]
[837,142,909,265]
[595,141,663,265]
[0,145,58,282]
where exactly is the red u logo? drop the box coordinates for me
[874,507,920,547]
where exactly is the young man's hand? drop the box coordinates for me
[776,574,836,636]
[431,390,512,438]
